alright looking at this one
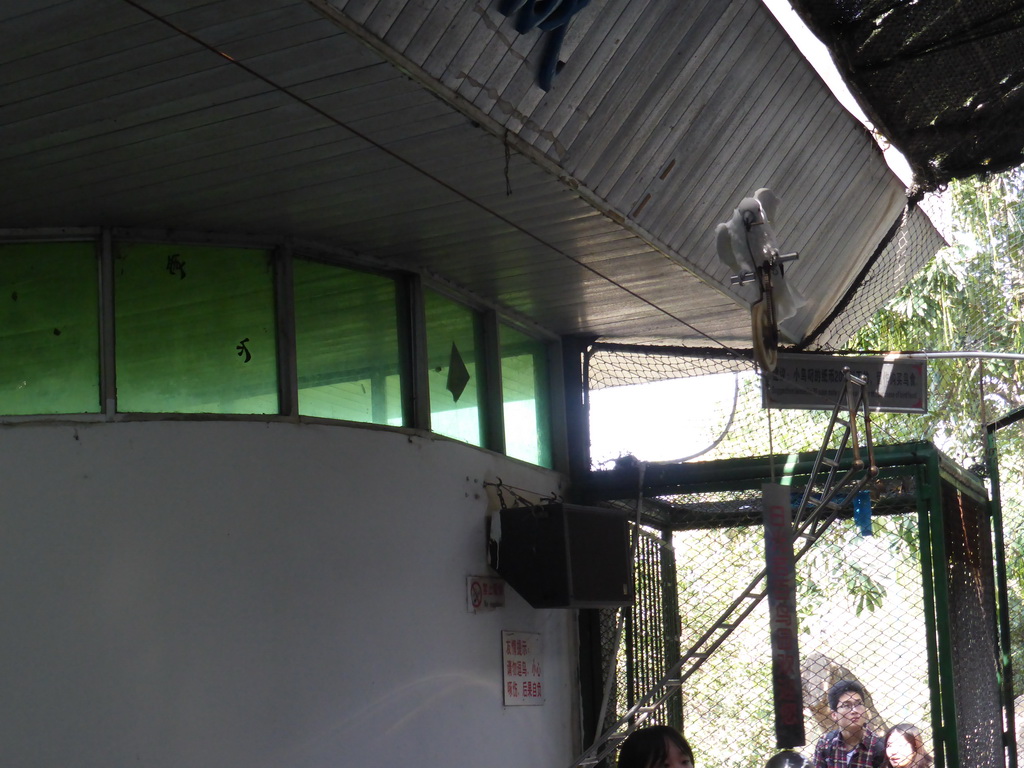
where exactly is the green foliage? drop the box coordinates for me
[797,520,900,624]
[853,167,1024,696]
[888,514,920,557]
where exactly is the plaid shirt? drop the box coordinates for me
[813,727,884,768]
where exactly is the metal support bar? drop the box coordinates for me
[570,372,878,768]
[986,430,1018,768]
[916,462,945,768]
[925,450,960,768]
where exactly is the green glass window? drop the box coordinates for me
[115,243,278,414]
[294,259,403,425]
[424,289,485,446]
[500,324,552,467]
[0,242,100,414]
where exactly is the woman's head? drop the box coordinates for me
[617,725,693,768]
[884,723,930,768]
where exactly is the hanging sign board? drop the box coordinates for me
[763,483,805,749]
[502,631,544,706]
[762,353,927,413]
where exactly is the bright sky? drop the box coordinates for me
[589,372,751,466]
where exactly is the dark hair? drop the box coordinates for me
[884,723,933,768]
[827,679,867,712]
[618,725,693,768]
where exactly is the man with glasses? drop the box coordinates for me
[812,680,885,768]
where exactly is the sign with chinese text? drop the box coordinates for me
[502,631,544,706]
[763,483,804,748]
[467,575,505,613]
[762,353,927,413]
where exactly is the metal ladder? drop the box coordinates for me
[572,370,878,768]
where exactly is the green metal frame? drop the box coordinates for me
[918,449,956,768]
[914,454,947,768]
[582,442,971,501]
[988,428,1019,768]
[578,440,1010,768]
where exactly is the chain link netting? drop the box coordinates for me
[582,170,1024,768]
[594,482,933,768]
[806,201,946,350]
[588,347,1012,474]
[586,349,1015,767]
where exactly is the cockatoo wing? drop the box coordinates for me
[728,208,757,274]
[715,221,739,274]
[774,278,806,324]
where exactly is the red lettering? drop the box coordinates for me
[769,560,791,579]
[774,652,798,677]
[774,627,795,645]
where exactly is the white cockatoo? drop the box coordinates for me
[715,188,806,339]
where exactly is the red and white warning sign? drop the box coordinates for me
[467,575,505,613]
[502,630,544,706]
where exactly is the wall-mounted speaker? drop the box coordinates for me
[488,502,633,609]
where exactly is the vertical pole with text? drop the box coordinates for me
[763,483,805,749]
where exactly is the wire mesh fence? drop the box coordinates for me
[583,346,1019,768]
[582,168,1024,768]
[586,345,1016,474]
[586,347,1017,768]
[595,482,932,768]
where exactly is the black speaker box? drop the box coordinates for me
[489,502,633,608]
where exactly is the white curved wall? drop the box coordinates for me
[0,420,575,768]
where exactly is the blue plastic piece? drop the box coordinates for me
[853,490,873,536]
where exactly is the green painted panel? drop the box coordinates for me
[294,259,402,426]
[115,243,278,414]
[0,242,100,414]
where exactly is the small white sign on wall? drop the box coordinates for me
[467,575,505,613]
[502,630,544,706]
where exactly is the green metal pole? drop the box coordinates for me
[583,441,938,501]
[987,427,1017,768]
[916,461,947,768]
[927,449,960,768]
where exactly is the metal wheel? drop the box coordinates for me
[752,300,778,372]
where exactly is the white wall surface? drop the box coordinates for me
[0,420,575,768]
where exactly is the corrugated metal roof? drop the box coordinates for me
[0,0,939,349]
